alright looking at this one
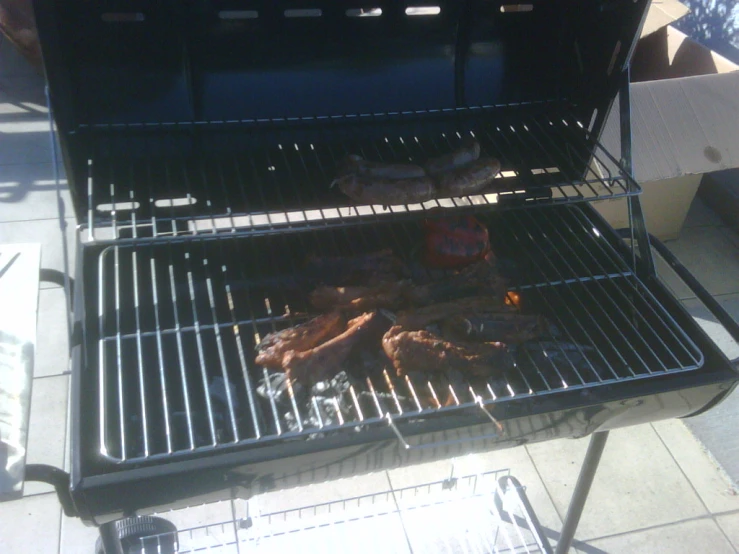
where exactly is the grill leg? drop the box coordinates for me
[98,522,125,554]
[554,430,609,554]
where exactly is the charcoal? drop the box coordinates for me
[344,347,388,382]
[256,372,308,409]
[311,370,352,397]
[209,376,240,412]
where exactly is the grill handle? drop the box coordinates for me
[640,232,739,350]
[24,464,77,517]
[385,398,504,451]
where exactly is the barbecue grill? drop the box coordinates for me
[12,0,739,552]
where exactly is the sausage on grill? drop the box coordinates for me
[334,173,437,205]
[435,157,502,197]
[424,137,481,176]
[337,154,427,179]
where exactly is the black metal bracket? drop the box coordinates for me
[619,67,655,278]
[39,268,74,299]
[24,464,77,517]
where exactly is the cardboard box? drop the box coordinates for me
[638,0,689,39]
[592,24,739,241]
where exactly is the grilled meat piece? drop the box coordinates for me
[422,214,491,269]
[424,137,482,176]
[434,157,502,197]
[284,311,390,385]
[382,325,514,378]
[396,295,511,330]
[309,280,411,312]
[304,249,410,286]
[255,311,346,369]
[405,255,507,306]
[441,313,549,344]
[334,173,437,206]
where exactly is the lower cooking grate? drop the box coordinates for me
[94,205,702,463]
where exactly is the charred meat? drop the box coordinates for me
[284,311,391,385]
[303,249,410,287]
[405,255,507,306]
[422,214,491,270]
[255,311,346,369]
[382,325,514,378]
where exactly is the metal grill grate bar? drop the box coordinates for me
[149,257,173,454]
[95,205,702,462]
[167,262,196,450]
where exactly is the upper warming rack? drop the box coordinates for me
[79,107,637,242]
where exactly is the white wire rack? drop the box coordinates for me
[135,470,553,553]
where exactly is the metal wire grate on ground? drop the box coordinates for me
[137,470,553,554]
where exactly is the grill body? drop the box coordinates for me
[67,203,738,525]
[31,0,739,527]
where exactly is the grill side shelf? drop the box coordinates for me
[90,205,701,464]
[78,108,638,242]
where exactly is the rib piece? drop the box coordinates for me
[309,280,410,312]
[255,311,346,369]
[284,311,390,385]
[396,295,511,330]
[382,325,514,378]
[441,313,549,344]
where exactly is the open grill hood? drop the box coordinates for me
[34,0,651,228]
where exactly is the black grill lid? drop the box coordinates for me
[33,0,650,228]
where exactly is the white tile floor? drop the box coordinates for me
[1,34,739,554]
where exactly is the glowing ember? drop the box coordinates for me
[505,291,521,308]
